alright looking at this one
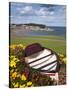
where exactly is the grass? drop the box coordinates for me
[27,35,65,40]
[10,35,66,55]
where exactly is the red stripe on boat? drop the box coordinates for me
[45,73,55,76]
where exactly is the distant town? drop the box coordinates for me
[10,23,54,31]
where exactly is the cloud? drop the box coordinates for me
[49,11,54,15]
[10,2,66,26]
[20,6,32,14]
[35,8,45,16]
[24,6,32,11]
[35,7,55,17]
[16,5,58,17]
[35,7,49,16]
[18,6,54,16]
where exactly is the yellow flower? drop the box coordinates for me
[10,44,25,50]
[10,56,15,59]
[12,72,17,79]
[13,57,19,62]
[14,82,19,88]
[63,58,66,64]
[21,74,27,81]
[27,81,32,86]
[18,44,23,47]
[18,44,25,49]
[10,45,16,49]
[11,56,19,62]
[59,54,64,58]
[10,69,14,75]
[10,60,16,68]
[20,84,26,88]
[17,73,21,78]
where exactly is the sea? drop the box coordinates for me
[12,26,66,38]
[24,26,66,37]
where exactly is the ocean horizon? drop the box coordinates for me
[24,26,66,36]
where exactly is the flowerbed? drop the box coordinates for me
[9,44,66,88]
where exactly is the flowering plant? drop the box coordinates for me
[9,44,66,88]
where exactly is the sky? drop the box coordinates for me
[9,2,66,26]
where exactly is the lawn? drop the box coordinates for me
[10,35,66,55]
